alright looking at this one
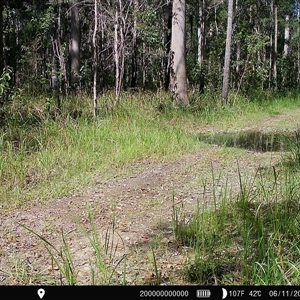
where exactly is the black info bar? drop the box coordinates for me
[1,285,300,299]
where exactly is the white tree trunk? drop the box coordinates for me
[70,3,80,88]
[222,0,234,104]
[114,10,120,102]
[57,4,67,94]
[93,0,98,116]
[170,0,188,105]
[284,15,289,58]
[197,0,205,67]
[274,4,278,91]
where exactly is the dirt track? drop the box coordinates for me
[1,109,299,285]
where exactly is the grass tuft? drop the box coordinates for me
[173,163,300,285]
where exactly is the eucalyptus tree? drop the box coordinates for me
[197,0,206,94]
[69,1,81,88]
[170,0,188,105]
[92,0,98,116]
[222,0,233,104]
[114,0,126,103]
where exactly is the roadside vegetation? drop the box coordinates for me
[1,91,300,285]
[174,160,300,285]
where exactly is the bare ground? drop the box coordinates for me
[0,109,299,285]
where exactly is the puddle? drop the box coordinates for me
[198,131,295,152]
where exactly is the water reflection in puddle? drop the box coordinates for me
[198,131,294,152]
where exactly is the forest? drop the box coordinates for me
[1,0,300,107]
[2,0,300,287]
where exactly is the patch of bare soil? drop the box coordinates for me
[0,110,298,285]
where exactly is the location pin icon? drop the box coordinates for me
[37,288,45,299]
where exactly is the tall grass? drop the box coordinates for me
[2,90,300,207]
[2,90,300,284]
[0,92,200,208]
[173,161,300,285]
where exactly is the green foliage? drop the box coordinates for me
[2,0,300,96]
[0,67,12,98]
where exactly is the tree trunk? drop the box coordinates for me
[222,0,234,105]
[142,42,146,88]
[50,35,58,93]
[282,14,290,88]
[0,0,3,107]
[234,0,240,90]
[119,11,125,95]
[170,0,188,105]
[50,14,59,106]
[273,4,278,91]
[93,0,98,116]
[131,0,138,89]
[284,14,289,58]
[197,0,206,94]
[70,2,80,89]
[57,4,67,95]
[114,10,120,102]
[0,0,3,74]
[163,0,172,91]
[114,0,125,104]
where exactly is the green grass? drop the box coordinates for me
[12,156,300,285]
[2,90,300,285]
[2,90,300,209]
[0,92,199,208]
[173,162,300,285]
[2,89,300,206]
[18,210,126,285]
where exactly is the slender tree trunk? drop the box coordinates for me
[163,1,172,91]
[269,32,272,89]
[119,2,125,94]
[70,2,80,89]
[114,10,120,102]
[93,0,98,116]
[50,35,58,93]
[298,41,300,84]
[297,5,300,84]
[197,0,206,93]
[0,0,3,107]
[98,4,104,89]
[222,0,234,105]
[0,0,3,75]
[282,14,289,88]
[57,4,67,95]
[170,0,188,105]
[234,0,240,90]
[273,4,278,91]
[131,0,138,88]
[50,13,59,106]
[235,41,241,90]
[142,42,146,88]
[284,15,289,58]
[114,0,125,104]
